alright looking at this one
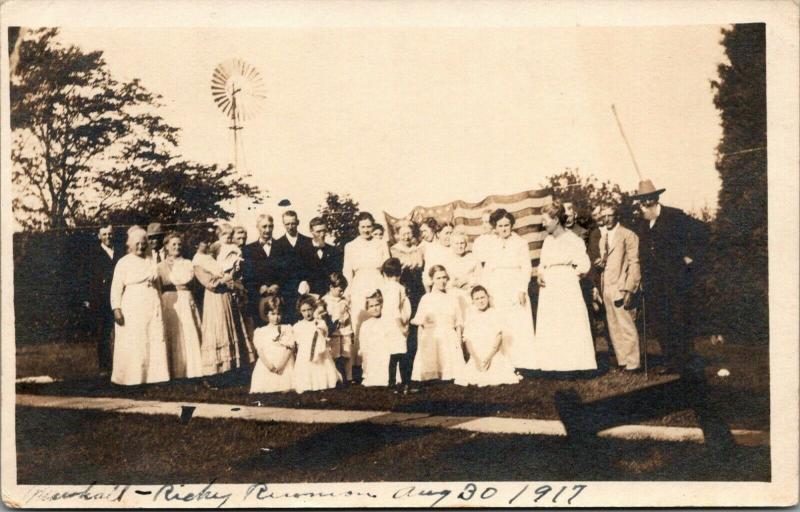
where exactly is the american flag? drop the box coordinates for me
[384,188,552,268]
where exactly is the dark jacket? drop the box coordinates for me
[272,233,315,297]
[302,242,343,296]
[87,243,119,315]
[634,205,707,294]
[242,239,282,315]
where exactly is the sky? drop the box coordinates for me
[56,25,727,237]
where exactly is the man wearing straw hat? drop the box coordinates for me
[632,179,706,375]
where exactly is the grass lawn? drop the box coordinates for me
[15,337,770,431]
[16,406,770,484]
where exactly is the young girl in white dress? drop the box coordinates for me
[292,296,342,393]
[456,286,522,387]
[358,290,394,387]
[532,201,597,372]
[250,295,296,393]
[411,265,465,382]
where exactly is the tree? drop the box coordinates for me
[10,28,261,231]
[706,23,767,341]
[317,192,360,247]
[543,168,631,225]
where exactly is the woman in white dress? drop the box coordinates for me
[157,233,203,379]
[481,209,537,370]
[446,231,480,315]
[422,222,454,291]
[250,295,295,393]
[456,286,522,387]
[411,265,465,382]
[110,226,169,385]
[532,201,597,371]
[342,212,390,364]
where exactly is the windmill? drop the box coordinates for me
[211,58,266,177]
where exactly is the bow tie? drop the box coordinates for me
[262,240,272,246]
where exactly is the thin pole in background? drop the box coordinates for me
[611,104,644,182]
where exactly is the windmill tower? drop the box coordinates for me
[211,58,266,178]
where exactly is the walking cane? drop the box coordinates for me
[640,289,648,379]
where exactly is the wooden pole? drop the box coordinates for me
[611,104,644,182]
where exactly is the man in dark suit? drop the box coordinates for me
[85,225,118,377]
[304,216,343,296]
[272,210,315,321]
[242,214,282,333]
[632,179,707,374]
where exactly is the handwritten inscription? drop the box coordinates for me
[22,481,587,507]
[25,483,129,505]
[152,480,233,508]
[244,483,378,501]
[392,482,588,507]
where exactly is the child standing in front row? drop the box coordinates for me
[380,258,412,390]
[292,295,341,393]
[250,295,295,393]
[359,258,412,390]
[322,272,353,383]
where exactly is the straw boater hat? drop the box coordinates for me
[146,222,164,237]
[631,179,666,201]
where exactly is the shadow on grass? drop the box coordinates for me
[234,422,435,477]
[16,406,770,484]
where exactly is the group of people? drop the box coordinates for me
[87,178,704,393]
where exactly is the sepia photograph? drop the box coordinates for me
[1,0,797,508]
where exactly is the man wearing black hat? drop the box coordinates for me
[632,179,707,374]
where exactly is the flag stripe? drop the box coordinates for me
[384,188,552,268]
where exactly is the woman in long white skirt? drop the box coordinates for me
[532,201,597,371]
[481,209,537,370]
[456,286,521,387]
[110,227,170,385]
[342,212,390,367]
[157,233,203,379]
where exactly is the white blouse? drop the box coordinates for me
[110,253,159,310]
